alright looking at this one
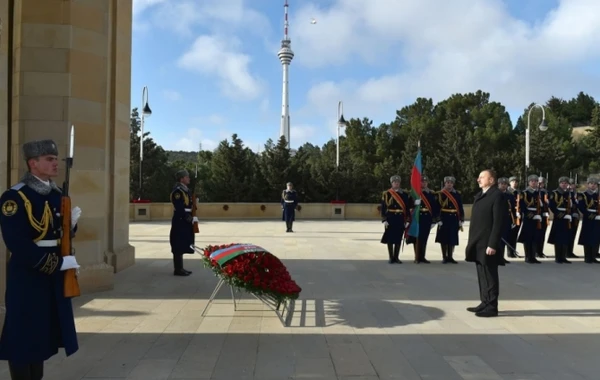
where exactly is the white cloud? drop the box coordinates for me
[178,35,263,100]
[293,0,600,121]
[290,124,316,147]
[162,89,181,101]
[170,128,218,152]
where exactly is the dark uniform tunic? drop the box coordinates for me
[547,188,574,263]
[281,189,298,231]
[577,190,600,263]
[536,188,550,257]
[406,188,439,261]
[568,189,580,257]
[517,187,543,263]
[506,187,520,256]
[169,183,195,255]
[498,189,517,260]
[0,179,78,366]
[435,189,464,247]
[380,189,413,245]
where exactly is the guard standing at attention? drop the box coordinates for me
[547,176,573,264]
[169,169,196,276]
[435,176,464,264]
[281,182,298,232]
[536,177,549,258]
[506,176,521,258]
[567,178,580,258]
[406,175,439,264]
[497,177,515,264]
[517,174,542,263]
[0,140,81,380]
[380,175,414,264]
[577,176,600,263]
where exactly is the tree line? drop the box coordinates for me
[129,90,600,204]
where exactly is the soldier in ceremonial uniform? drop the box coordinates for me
[506,176,521,258]
[380,175,414,264]
[567,178,580,258]
[0,140,81,379]
[536,177,549,258]
[281,182,298,232]
[576,176,600,263]
[497,177,515,264]
[435,176,464,264]
[406,175,439,264]
[547,177,574,264]
[169,169,196,276]
[517,174,542,263]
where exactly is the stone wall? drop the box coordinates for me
[0,0,134,303]
[130,202,477,221]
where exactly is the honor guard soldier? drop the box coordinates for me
[547,177,573,264]
[536,177,549,258]
[567,178,580,258]
[380,175,414,264]
[517,174,542,263]
[0,140,81,379]
[506,176,521,258]
[497,177,515,264]
[281,182,298,232]
[406,175,439,263]
[435,176,464,264]
[169,169,196,276]
[576,176,600,263]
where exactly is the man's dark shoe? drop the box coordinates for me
[475,309,498,318]
[467,304,485,313]
[174,269,190,276]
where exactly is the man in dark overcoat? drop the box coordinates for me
[0,140,81,379]
[465,169,507,318]
[281,182,298,232]
[380,175,414,264]
[169,169,196,276]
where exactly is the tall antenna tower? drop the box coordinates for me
[278,0,294,149]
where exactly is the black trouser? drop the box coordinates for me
[522,241,539,262]
[476,261,499,310]
[173,253,184,270]
[9,361,43,380]
[584,244,600,263]
[286,219,294,231]
[554,244,570,263]
[387,243,401,262]
[441,244,455,260]
[413,239,427,261]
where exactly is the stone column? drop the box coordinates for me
[1,0,134,295]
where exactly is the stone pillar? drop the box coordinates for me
[0,0,134,296]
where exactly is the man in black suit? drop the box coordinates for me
[465,169,508,318]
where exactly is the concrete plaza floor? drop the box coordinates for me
[1,220,599,380]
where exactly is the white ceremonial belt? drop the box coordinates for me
[589,209,598,213]
[184,208,192,212]
[527,207,537,211]
[36,239,58,247]
[284,200,295,203]
[543,212,549,217]
[556,208,566,211]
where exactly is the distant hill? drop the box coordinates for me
[166,150,197,163]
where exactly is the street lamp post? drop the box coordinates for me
[525,103,548,170]
[139,86,152,200]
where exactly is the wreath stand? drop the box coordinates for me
[195,246,295,327]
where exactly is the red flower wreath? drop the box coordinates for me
[201,243,302,304]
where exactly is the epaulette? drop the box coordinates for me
[10,182,25,191]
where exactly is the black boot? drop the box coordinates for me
[447,246,457,263]
[393,243,402,264]
[441,244,448,263]
[289,220,294,232]
[285,221,291,232]
[554,245,564,263]
[173,253,190,276]
[413,243,419,263]
[30,362,43,380]
[562,245,571,263]
[9,361,31,380]
[420,244,430,263]
[387,244,394,264]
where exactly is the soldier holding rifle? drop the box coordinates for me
[547,177,573,264]
[567,178,580,258]
[380,175,413,264]
[169,169,197,276]
[576,176,600,264]
[0,140,81,380]
[506,176,520,258]
[517,174,542,263]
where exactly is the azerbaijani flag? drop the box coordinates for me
[407,144,422,239]
[210,244,268,266]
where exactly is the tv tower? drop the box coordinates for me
[278,0,294,148]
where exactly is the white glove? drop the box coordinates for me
[511,224,517,229]
[459,221,464,227]
[595,215,600,221]
[60,256,80,271]
[573,213,579,218]
[414,200,421,206]
[563,215,572,221]
[404,222,409,228]
[533,215,542,221]
[192,216,199,223]
[516,212,521,218]
[437,221,443,226]
[384,221,389,227]
[71,206,82,227]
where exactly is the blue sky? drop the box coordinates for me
[132,0,600,152]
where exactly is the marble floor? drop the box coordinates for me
[1,220,599,380]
